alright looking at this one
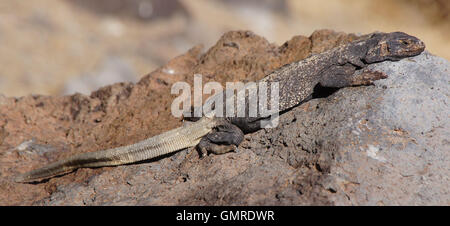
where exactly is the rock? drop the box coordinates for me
[0,30,448,205]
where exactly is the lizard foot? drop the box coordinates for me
[350,70,388,86]
[197,121,244,156]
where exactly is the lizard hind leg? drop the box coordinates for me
[196,122,244,156]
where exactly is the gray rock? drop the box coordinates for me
[42,52,449,205]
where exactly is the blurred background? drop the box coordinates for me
[0,0,448,97]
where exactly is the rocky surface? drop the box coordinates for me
[0,30,448,205]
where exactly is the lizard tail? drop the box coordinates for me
[15,117,218,183]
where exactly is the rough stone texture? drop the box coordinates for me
[0,30,448,205]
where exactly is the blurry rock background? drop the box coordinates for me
[0,0,448,97]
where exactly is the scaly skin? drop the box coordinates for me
[226,32,425,133]
[15,32,425,183]
[15,117,219,183]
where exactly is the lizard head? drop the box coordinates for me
[364,32,425,63]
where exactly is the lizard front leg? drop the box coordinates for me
[319,64,387,88]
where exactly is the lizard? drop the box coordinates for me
[15,31,425,183]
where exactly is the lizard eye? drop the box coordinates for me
[400,39,410,45]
